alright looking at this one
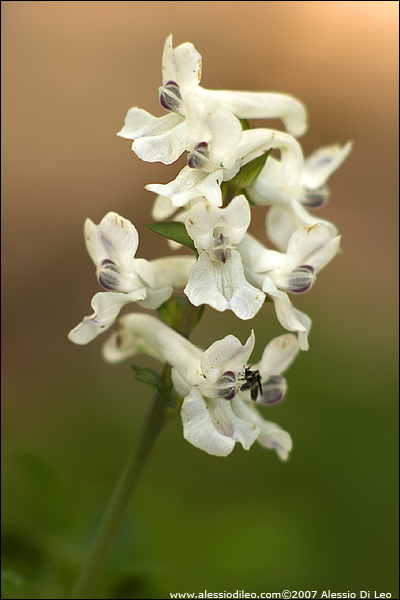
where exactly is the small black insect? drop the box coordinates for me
[239,366,263,401]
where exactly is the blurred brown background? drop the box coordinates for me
[1,1,399,597]
[2,0,398,413]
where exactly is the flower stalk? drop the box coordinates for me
[70,300,200,599]
[70,392,166,599]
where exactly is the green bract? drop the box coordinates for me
[146,221,196,252]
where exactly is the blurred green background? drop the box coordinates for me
[2,1,398,598]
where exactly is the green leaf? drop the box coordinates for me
[130,365,164,394]
[157,296,205,334]
[239,118,251,131]
[157,296,185,329]
[227,149,272,190]
[145,222,196,252]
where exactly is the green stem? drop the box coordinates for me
[70,300,202,598]
[70,393,168,599]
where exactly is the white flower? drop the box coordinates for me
[232,333,300,460]
[118,35,307,166]
[238,222,341,350]
[160,35,308,137]
[103,314,299,458]
[148,166,225,209]
[183,195,265,320]
[145,127,304,210]
[118,35,306,207]
[68,212,195,345]
[247,142,352,250]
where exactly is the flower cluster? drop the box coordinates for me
[69,35,351,458]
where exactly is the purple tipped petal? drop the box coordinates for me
[209,233,232,264]
[159,82,183,112]
[187,153,204,169]
[97,260,121,291]
[216,371,238,400]
[187,141,211,170]
[301,188,329,209]
[194,141,209,155]
[287,265,315,294]
[259,375,287,405]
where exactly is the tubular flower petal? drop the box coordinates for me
[231,398,292,461]
[118,109,188,165]
[160,35,308,137]
[196,87,308,138]
[247,142,352,250]
[185,195,251,250]
[184,251,265,320]
[238,223,339,349]
[301,142,353,190]
[146,166,224,208]
[160,35,202,100]
[181,389,259,457]
[145,126,304,209]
